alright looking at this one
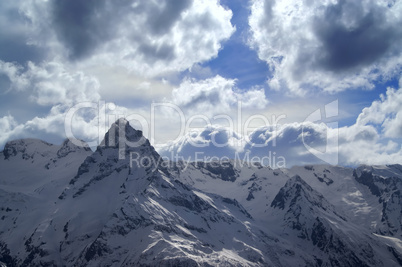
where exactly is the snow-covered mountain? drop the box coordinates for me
[1,120,402,266]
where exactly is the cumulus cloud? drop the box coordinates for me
[356,81,402,138]
[0,60,108,148]
[159,119,402,168]
[158,125,243,161]
[0,115,20,147]
[249,0,402,94]
[244,123,329,162]
[159,122,333,168]
[160,83,402,167]
[20,0,235,76]
[0,99,149,149]
[0,0,238,148]
[171,75,268,115]
[337,124,402,165]
[0,60,100,106]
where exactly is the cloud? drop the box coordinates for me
[0,100,148,150]
[160,83,402,167]
[356,79,402,138]
[1,0,401,169]
[158,122,333,167]
[0,60,104,147]
[20,0,235,76]
[0,0,239,150]
[337,125,397,165]
[158,125,242,161]
[248,0,402,94]
[0,1,47,64]
[0,60,100,106]
[243,122,331,167]
[171,75,268,115]
[0,114,20,147]
[158,119,402,168]
[87,66,173,103]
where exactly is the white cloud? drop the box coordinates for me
[0,1,237,149]
[158,122,334,167]
[356,82,402,138]
[0,100,150,149]
[20,0,235,77]
[86,65,173,103]
[0,61,29,92]
[248,0,402,95]
[160,83,402,167]
[0,115,20,147]
[0,60,100,106]
[0,0,238,149]
[0,60,119,148]
[171,75,268,115]
[158,125,243,161]
[1,0,402,169]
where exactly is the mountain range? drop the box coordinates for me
[1,119,401,266]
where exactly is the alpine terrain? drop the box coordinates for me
[1,119,402,266]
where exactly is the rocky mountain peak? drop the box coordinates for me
[270,175,319,210]
[2,138,54,160]
[100,118,145,149]
[57,138,92,158]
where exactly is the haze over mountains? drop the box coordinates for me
[1,119,402,266]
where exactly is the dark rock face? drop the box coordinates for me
[270,175,379,266]
[246,181,262,201]
[3,142,21,160]
[271,175,326,210]
[388,246,402,266]
[100,118,147,151]
[354,170,382,198]
[314,172,334,185]
[168,195,210,213]
[2,139,53,160]
[380,190,402,236]
[354,166,402,238]
[0,241,18,267]
[57,139,91,158]
[311,218,328,250]
[195,161,238,182]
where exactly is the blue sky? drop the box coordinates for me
[206,0,270,89]
[0,0,401,167]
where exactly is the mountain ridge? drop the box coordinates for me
[1,121,402,266]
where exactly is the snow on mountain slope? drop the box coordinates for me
[1,119,301,266]
[284,165,378,228]
[171,162,402,266]
[167,161,290,225]
[0,138,92,194]
[353,164,402,238]
[0,138,93,266]
[267,174,397,266]
[1,121,402,266]
[284,164,402,240]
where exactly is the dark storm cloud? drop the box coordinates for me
[147,0,192,35]
[249,0,402,93]
[0,35,46,64]
[51,0,112,60]
[0,2,46,64]
[137,43,176,64]
[313,0,400,72]
[50,0,192,61]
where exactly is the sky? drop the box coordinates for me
[0,0,402,167]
